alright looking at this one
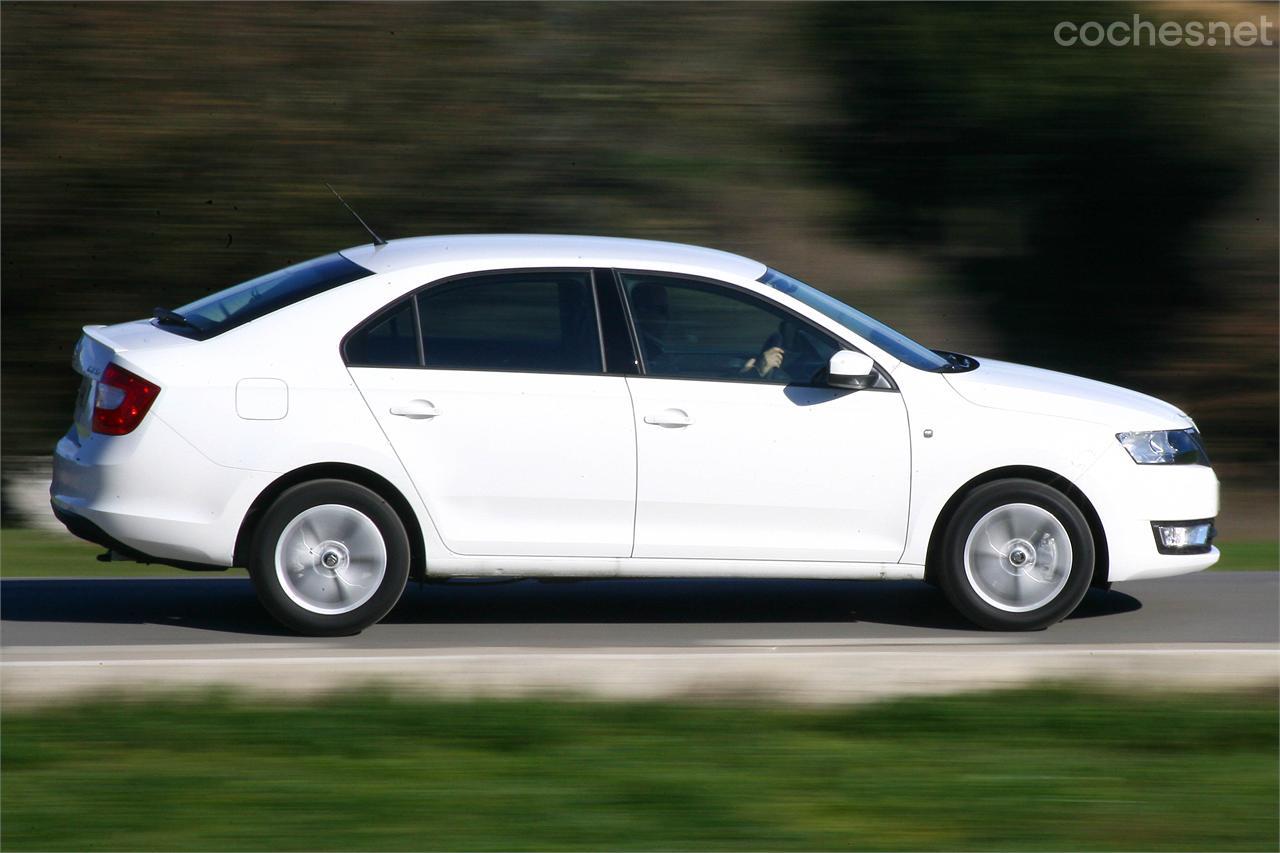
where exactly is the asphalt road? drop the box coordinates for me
[3,573,1275,705]
[2,571,1275,647]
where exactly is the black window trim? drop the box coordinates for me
[410,290,426,367]
[588,272,609,373]
[613,268,899,392]
[592,268,641,376]
[341,267,613,378]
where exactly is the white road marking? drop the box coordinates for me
[4,645,1277,668]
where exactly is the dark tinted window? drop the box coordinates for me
[345,299,420,367]
[417,271,602,374]
[168,253,371,340]
[622,272,840,384]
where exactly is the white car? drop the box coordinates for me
[52,235,1219,635]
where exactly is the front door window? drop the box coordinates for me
[620,272,840,385]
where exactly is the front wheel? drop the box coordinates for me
[249,480,410,636]
[939,479,1094,631]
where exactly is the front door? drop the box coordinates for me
[619,272,910,562]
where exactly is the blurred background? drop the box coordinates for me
[2,6,1277,850]
[2,1,1276,539]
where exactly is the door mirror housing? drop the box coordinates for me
[828,350,877,389]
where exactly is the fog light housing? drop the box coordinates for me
[1150,520,1215,555]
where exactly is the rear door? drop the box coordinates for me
[346,270,637,557]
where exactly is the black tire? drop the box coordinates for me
[938,478,1094,631]
[249,479,410,636]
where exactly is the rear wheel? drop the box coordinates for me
[249,480,410,636]
[939,479,1094,631]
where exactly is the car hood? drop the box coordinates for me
[944,358,1194,430]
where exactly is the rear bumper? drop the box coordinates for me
[50,502,227,570]
[50,414,275,566]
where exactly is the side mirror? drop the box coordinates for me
[828,350,877,390]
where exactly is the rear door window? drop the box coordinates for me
[416,271,603,374]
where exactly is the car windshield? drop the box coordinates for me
[759,268,950,372]
[162,252,372,339]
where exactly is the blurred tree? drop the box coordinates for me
[807,2,1258,378]
[1,2,797,455]
[1,1,1274,483]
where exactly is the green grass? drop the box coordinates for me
[1214,540,1280,571]
[0,528,204,578]
[1,687,1275,851]
[2,526,1275,579]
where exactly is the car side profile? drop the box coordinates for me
[52,235,1219,635]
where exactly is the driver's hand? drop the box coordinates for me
[757,346,784,377]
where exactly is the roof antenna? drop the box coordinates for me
[324,182,387,246]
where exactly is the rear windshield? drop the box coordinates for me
[159,253,371,339]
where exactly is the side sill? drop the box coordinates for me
[424,557,926,581]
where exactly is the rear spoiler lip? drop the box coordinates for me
[75,321,180,381]
[82,322,132,353]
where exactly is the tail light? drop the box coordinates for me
[93,363,160,435]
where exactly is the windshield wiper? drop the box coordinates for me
[152,307,200,330]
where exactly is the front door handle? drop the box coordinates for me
[389,399,440,419]
[643,408,694,428]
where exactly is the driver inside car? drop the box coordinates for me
[740,333,787,381]
[631,282,807,383]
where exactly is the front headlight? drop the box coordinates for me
[1116,428,1210,465]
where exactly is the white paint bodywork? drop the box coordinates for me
[51,234,1219,585]
[351,368,637,557]
[625,377,909,562]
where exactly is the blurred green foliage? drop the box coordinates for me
[0,528,196,577]
[2,3,1275,481]
[3,687,1276,850]
[1214,539,1280,571]
[817,4,1242,344]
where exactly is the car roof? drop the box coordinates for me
[338,234,768,280]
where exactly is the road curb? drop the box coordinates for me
[3,643,1276,707]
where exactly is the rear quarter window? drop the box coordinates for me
[344,298,421,367]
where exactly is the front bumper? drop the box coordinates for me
[1076,443,1220,583]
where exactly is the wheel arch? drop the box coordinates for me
[923,465,1109,589]
[234,462,427,582]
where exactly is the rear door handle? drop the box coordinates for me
[643,408,694,428]
[389,399,440,419]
